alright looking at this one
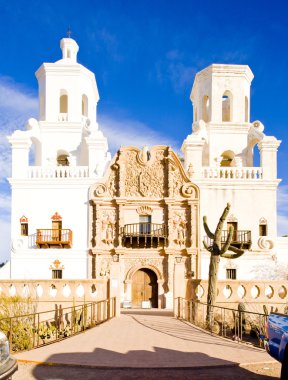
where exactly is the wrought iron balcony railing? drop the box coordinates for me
[120,223,167,248]
[204,230,252,250]
[36,229,73,248]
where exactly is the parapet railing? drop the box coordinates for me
[176,297,267,348]
[0,298,116,353]
[201,167,263,180]
[28,166,90,179]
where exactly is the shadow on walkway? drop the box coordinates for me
[122,310,263,352]
[31,349,279,380]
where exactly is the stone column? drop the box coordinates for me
[109,260,121,317]
[181,135,205,178]
[258,137,281,180]
[8,134,32,178]
[157,280,165,309]
[173,259,186,315]
[85,134,108,177]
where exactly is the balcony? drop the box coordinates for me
[120,223,168,248]
[28,166,89,179]
[204,230,252,250]
[36,229,73,248]
[201,167,263,180]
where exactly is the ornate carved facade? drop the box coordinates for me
[89,146,199,307]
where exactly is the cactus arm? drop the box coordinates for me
[221,242,245,258]
[220,226,234,254]
[203,216,215,239]
[203,240,212,252]
[214,203,231,242]
[227,245,245,255]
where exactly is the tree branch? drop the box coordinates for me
[203,216,215,239]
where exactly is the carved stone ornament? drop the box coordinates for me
[94,183,107,197]
[227,214,237,223]
[136,206,153,215]
[258,236,274,250]
[91,146,199,200]
[51,212,62,221]
[102,211,116,246]
[173,211,187,246]
[49,259,64,270]
[20,215,28,223]
[259,217,267,225]
[181,183,195,198]
[12,238,24,250]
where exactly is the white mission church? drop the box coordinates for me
[1,36,286,308]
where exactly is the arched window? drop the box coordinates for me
[222,91,232,122]
[220,150,235,167]
[57,154,69,166]
[20,216,29,236]
[245,96,249,122]
[60,94,68,113]
[67,49,71,59]
[82,94,88,117]
[259,218,267,236]
[202,95,209,122]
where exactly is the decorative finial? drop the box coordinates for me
[67,26,72,38]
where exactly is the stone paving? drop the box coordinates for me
[15,309,274,370]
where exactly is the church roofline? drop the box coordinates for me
[191,64,254,100]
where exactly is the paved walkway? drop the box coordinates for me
[15,309,273,369]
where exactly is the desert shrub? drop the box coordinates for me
[0,295,36,351]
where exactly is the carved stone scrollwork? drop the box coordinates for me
[94,183,107,197]
[258,236,274,250]
[136,205,153,215]
[181,183,195,198]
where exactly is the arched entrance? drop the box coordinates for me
[131,268,158,308]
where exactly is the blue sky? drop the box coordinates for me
[0,0,288,262]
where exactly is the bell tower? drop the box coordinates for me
[9,36,109,177]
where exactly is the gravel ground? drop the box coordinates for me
[13,361,281,380]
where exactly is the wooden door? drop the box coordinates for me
[132,269,157,308]
[52,220,62,241]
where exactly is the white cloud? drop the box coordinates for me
[167,62,196,92]
[99,115,178,154]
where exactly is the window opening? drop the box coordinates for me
[139,215,151,234]
[20,216,29,236]
[226,268,236,279]
[202,95,209,122]
[222,92,232,122]
[60,94,68,113]
[82,95,88,117]
[57,154,69,166]
[245,96,249,122]
[220,151,235,167]
[259,224,267,236]
[52,270,62,279]
[21,223,28,236]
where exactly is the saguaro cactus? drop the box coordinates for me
[203,203,245,323]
